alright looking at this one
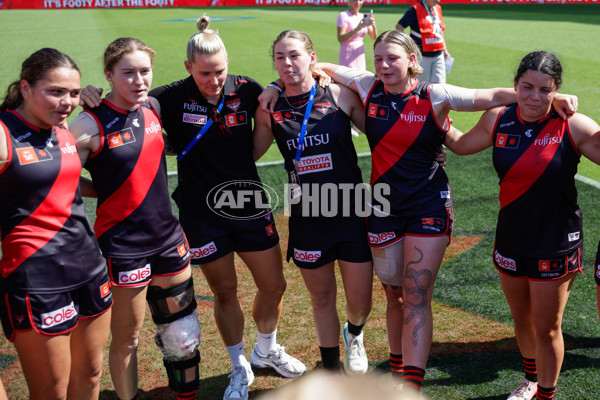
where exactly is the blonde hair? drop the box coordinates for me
[186,14,227,62]
[375,30,423,79]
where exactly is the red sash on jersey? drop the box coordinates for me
[498,117,567,209]
[0,127,80,277]
[94,107,164,239]
[370,95,428,184]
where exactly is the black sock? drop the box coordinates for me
[347,321,364,336]
[522,357,538,382]
[319,346,340,370]
[390,353,404,380]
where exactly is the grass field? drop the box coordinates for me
[1,4,600,400]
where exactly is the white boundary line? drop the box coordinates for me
[169,157,600,190]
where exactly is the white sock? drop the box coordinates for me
[226,341,247,367]
[256,329,277,355]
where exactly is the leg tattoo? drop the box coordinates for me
[403,247,433,347]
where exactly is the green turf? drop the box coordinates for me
[2,5,600,399]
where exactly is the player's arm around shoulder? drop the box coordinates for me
[568,112,600,165]
[444,107,499,156]
[333,83,365,133]
[0,123,8,165]
[69,111,102,164]
[253,107,274,162]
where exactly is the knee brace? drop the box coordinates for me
[147,277,197,325]
[148,278,202,393]
[163,349,201,393]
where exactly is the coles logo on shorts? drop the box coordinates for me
[297,153,333,175]
[118,263,151,285]
[41,302,77,329]
[294,249,321,263]
[190,242,217,259]
[368,231,396,245]
[494,250,516,271]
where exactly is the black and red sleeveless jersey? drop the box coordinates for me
[492,104,582,257]
[150,75,267,222]
[270,85,364,218]
[0,111,105,293]
[365,79,451,216]
[82,100,185,258]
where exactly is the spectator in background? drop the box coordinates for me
[396,0,451,83]
[337,0,377,71]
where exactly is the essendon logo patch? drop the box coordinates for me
[314,102,331,114]
[495,133,520,148]
[100,282,111,298]
[422,218,444,232]
[272,110,296,124]
[227,99,241,112]
[539,259,560,272]
[17,146,53,165]
[224,112,248,127]
[108,128,136,149]
[367,103,389,120]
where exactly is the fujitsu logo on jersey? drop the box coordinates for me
[145,121,162,135]
[286,134,330,151]
[183,101,207,113]
[400,111,426,123]
[534,133,560,147]
[60,141,77,155]
[494,250,516,271]
[41,302,77,329]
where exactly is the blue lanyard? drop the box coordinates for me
[421,0,436,19]
[177,96,225,161]
[294,85,316,163]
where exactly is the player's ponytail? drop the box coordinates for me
[0,81,21,112]
[187,14,227,63]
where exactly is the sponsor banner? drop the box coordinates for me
[4,0,598,9]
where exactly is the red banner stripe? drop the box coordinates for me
[93,108,164,239]
[370,95,428,184]
[1,128,80,277]
[499,118,566,209]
